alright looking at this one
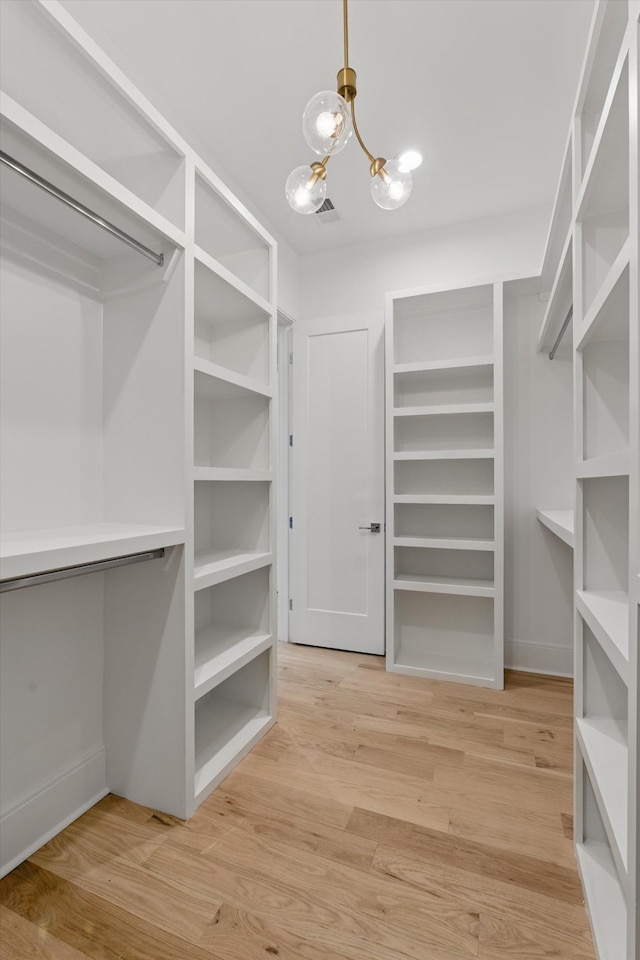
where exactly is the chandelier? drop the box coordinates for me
[286,0,419,215]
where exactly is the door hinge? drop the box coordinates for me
[289,351,293,365]
[289,434,293,447]
[289,516,293,529]
[289,598,293,611]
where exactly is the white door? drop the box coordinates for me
[290,312,385,654]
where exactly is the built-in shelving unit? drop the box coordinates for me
[0,0,276,877]
[189,169,276,808]
[557,3,639,956]
[386,281,504,688]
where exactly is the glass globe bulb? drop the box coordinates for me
[285,164,327,215]
[371,159,413,210]
[302,90,352,156]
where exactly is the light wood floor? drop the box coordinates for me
[1,643,595,960]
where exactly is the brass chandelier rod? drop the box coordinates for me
[343,0,349,68]
[339,0,385,175]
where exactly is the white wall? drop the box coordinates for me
[504,292,574,676]
[300,204,575,675]
[301,205,550,316]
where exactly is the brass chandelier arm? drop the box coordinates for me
[351,98,388,181]
[350,99,374,163]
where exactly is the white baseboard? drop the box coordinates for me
[0,746,108,878]
[505,639,573,678]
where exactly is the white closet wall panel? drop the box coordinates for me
[103,255,186,527]
[0,257,103,532]
[0,575,106,874]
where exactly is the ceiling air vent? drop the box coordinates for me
[315,198,340,223]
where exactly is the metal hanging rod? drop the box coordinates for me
[0,150,164,267]
[0,548,165,593]
[549,306,573,360]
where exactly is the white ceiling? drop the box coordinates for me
[60,0,594,256]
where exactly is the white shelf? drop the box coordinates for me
[577,590,630,683]
[193,244,271,317]
[393,449,493,461]
[577,450,630,478]
[577,717,628,874]
[193,549,273,591]
[393,449,494,460]
[193,467,273,483]
[394,536,494,552]
[576,240,630,350]
[0,94,186,255]
[537,229,573,358]
[393,402,494,417]
[393,356,493,374]
[193,356,272,398]
[194,626,272,700]
[535,509,574,548]
[394,573,495,598]
[194,701,272,805]
[576,842,627,960]
[394,494,496,505]
[577,39,630,218]
[0,523,185,581]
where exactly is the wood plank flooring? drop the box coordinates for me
[0,643,595,960]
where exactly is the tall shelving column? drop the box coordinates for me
[385,281,504,689]
[188,166,277,813]
[571,2,639,957]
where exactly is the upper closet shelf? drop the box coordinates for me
[537,231,573,359]
[576,590,629,683]
[0,523,185,581]
[194,245,272,317]
[535,509,574,547]
[577,450,630,479]
[576,42,630,219]
[193,357,272,399]
[575,242,630,351]
[394,356,493,375]
[539,130,572,296]
[0,96,185,257]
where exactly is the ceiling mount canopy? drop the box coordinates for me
[286,0,417,215]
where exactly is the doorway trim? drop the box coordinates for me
[277,310,294,642]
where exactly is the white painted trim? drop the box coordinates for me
[504,639,574,677]
[276,320,293,642]
[0,746,107,878]
[387,269,539,303]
